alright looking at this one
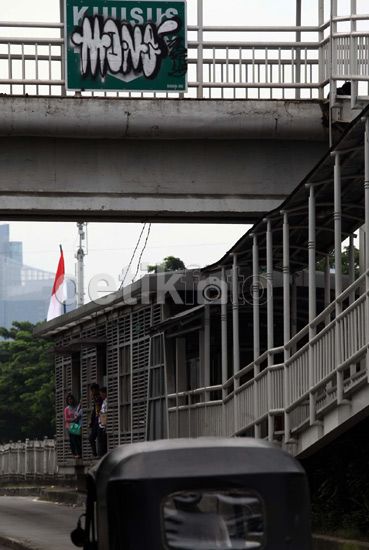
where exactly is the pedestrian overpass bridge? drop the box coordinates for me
[0,1,368,221]
[3,0,369,460]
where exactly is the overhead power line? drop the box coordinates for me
[119,223,147,289]
[133,223,152,282]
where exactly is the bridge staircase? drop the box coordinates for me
[166,103,369,457]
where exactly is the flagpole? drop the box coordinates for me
[59,244,66,314]
[76,223,86,308]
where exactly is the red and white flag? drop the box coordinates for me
[47,245,66,321]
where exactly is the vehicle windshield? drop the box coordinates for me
[162,490,265,549]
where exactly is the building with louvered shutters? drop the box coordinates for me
[35,271,201,469]
[35,263,334,471]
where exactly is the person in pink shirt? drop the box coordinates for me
[64,393,82,459]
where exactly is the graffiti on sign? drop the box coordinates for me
[65,1,187,92]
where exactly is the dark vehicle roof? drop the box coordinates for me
[90,438,304,488]
[90,439,311,550]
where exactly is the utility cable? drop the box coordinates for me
[132,223,152,282]
[119,223,147,289]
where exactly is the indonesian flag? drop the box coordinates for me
[47,245,66,321]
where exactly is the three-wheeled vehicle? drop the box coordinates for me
[71,438,311,549]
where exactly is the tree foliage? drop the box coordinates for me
[0,321,55,442]
[147,256,186,273]
[316,245,360,277]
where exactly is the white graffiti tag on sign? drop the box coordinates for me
[71,16,182,80]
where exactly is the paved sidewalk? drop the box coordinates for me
[0,487,85,507]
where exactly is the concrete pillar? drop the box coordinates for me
[231,254,239,435]
[266,219,274,357]
[221,267,228,397]
[308,184,317,425]
[252,234,260,361]
[282,211,291,442]
[334,153,343,300]
[252,234,261,438]
[231,254,240,377]
[266,219,274,441]
[334,152,344,403]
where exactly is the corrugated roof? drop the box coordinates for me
[204,104,369,274]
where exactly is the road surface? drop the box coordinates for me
[0,496,360,550]
[0,496,82,550]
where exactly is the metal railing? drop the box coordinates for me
[0,438,57,480]
[330,11,369,107]
[167,269,369,443]
[0,7,368,103]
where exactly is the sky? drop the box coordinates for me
[7,222,248,292]
[0,0,361,302]
[2,0,318,26]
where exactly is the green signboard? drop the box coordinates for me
[65,0,187,92]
